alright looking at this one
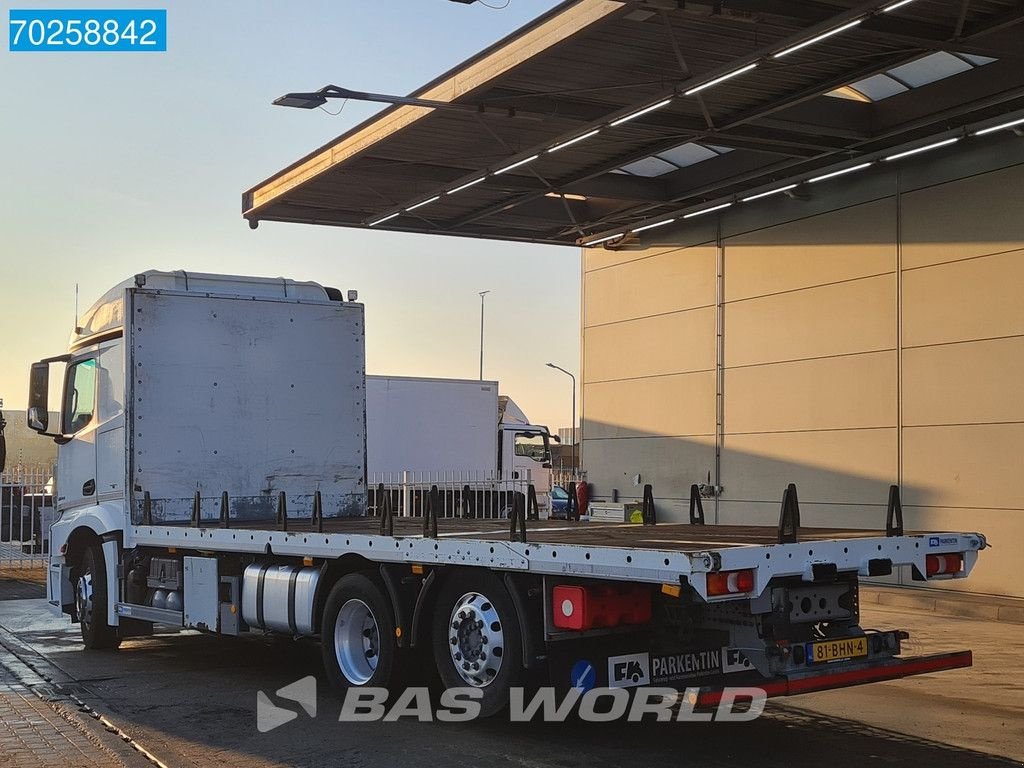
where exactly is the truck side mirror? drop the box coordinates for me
[27,357,68,438]
[28,363,50,433]
[28,405,48,433]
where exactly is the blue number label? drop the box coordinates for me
[9,9,167,52]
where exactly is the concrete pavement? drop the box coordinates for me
[782,602,1024,760]
[0,585,1021,768]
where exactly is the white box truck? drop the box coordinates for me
[28,271,988,718]
[366,375,553,516]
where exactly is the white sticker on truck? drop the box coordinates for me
[608,652,650,688]
[723,647,754,674]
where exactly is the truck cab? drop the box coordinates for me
[498,396,552,495]
[27,270,362,630]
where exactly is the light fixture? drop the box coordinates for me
[548,129,601,153]
[807,161,873,183]
[684,63,759,96]
[973,116,1024,136]
[368,211,401,227]
[631,218,675,233]
[406,195,441,212]
[609,98,673,127]
[545,192,588,201]
[272,93,328,109]
[773,19,863,58]
[881,0,916,11]
[883,137,959,161]
[586,231,625,246]
[449,177,486,194]
[274,84,480,113]
[495,154,540,175]
[683,202,732,218]
[741,184,798,202]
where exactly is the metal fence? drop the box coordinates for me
[367,470,542,520]
[552,468,587,490]
[1,465,54,568]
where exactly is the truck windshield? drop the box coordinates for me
[514,432,550,463]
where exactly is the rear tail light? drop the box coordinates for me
[706,569,755,597]
[926,553,964,577]
[552,584,652,630]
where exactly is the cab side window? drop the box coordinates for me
[63,358,97,434]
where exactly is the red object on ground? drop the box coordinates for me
[575,481,589,517]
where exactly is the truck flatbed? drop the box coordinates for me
[186,517,895,550]
[129,517,984,600]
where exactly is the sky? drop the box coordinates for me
[0,0,579,432]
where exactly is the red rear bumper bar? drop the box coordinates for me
[696,650,973,707]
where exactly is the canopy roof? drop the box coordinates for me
[242,0,1024,247]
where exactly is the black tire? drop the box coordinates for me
[76,544,121,650]
[431,570,523,718]
[321,573,400,692]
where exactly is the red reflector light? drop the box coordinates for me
[706,569,756,597]
[552,584,652,630]
[926,553,964,577]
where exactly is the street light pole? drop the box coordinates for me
[546,363,576,473]
[479,291,490,380]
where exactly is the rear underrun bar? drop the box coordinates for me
[693,650,974,707]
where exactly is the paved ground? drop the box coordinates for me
[0,566,46,601]
[0,660,133,767]
[0,582,1021,768]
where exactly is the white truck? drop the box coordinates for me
[28,271,988,717]
[366,375,553,516]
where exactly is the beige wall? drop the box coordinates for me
[581,144,1024,598]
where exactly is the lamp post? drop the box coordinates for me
[272,84,513,115]
[479,291,490,380]
[546,363,576,473]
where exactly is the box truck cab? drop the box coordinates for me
[498,394,553,492]
[27,270,365,633]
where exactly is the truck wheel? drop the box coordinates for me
[432,570,522,718]
[322,573,399,691]
[75,544,121,650]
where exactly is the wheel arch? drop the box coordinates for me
[313,553,377,634]
[65,526,103,572]
[64,527,122,629]
[413,566,543,670]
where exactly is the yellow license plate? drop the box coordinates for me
[807,636,868,664]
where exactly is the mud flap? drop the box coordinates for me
[48,561,73,614]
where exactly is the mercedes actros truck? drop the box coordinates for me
[28,271,986,717]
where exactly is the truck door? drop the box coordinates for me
[56,355,99,512]
[94,341,125,502]
[503,428,553,494]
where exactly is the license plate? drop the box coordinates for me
[806,636,868,664]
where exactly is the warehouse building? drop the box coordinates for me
[243,0,1024,598]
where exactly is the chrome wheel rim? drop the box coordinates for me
[447,591,504,687]
[334,599,380,685]
[76,572,94,631]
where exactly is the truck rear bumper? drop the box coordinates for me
[694,650,973,707]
